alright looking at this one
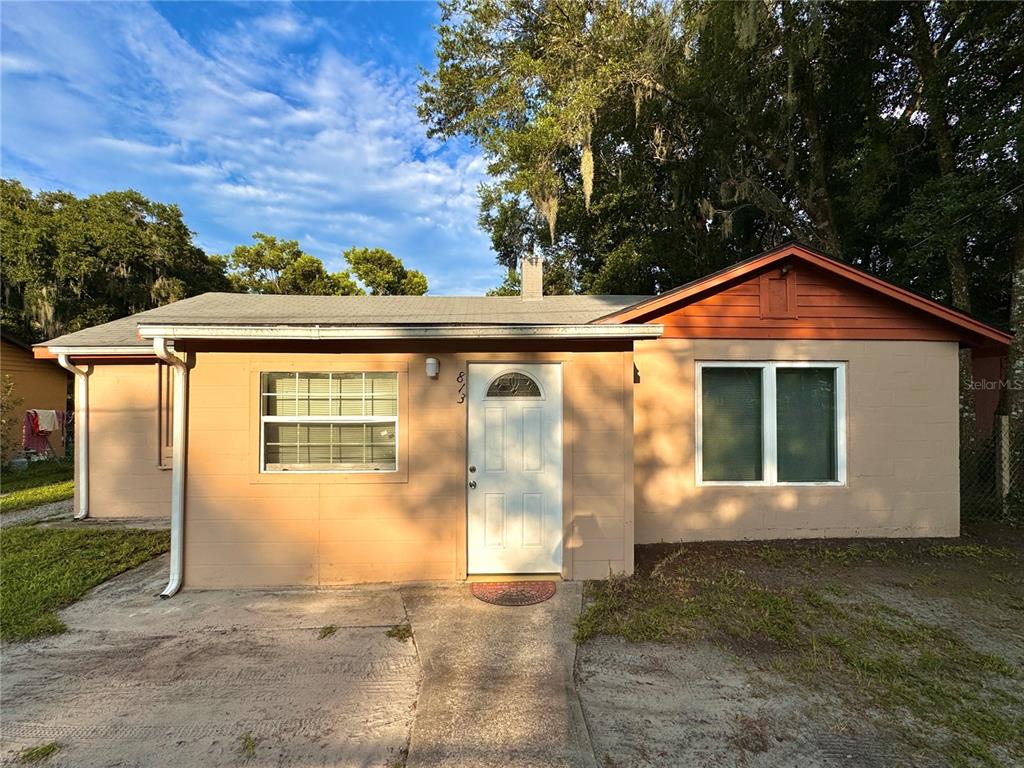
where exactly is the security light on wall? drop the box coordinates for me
[425,357,440,379]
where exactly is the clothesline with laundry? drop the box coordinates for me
[22,409,69,456]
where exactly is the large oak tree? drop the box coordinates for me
[1,179,228,341]
[419,0,1021,477]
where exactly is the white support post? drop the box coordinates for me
[153,338,188,598]
[57,355,89,520]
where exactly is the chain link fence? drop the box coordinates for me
[961,415,1023,524]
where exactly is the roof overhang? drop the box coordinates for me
[136,323,664,341]
[34,345,154,360]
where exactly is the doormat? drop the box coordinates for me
[471,581,556,607]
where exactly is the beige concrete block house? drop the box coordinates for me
[35,244,1011,594]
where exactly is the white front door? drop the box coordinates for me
[467,363,563,574]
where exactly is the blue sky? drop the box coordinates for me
[1,1,502,294]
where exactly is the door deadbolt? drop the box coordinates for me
[468,465,477,473]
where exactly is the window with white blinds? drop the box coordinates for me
[696,362,846,486]
[260,372,398,472]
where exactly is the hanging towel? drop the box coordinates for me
[22,412,50,453]
[34,409,60,433]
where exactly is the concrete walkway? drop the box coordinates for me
[2,557,418,768]
[402,582,597,768]
[0,498,72,528]
[0,498,170,530]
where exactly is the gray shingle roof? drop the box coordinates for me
[38,292,652,349]
[41,314,150,349]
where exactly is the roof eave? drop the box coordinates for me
[136,323,665,341]
[41,345,153,358]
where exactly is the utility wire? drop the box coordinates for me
[910,181,1024,250]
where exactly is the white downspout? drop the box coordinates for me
[56,355,89,520]
[153,337,188,598]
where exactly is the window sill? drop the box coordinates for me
[261,467,399,475]
[697,481,847,488]
[248,467,408,485]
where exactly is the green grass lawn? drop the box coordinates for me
[0,461,75,514]
[1,460,74,494]
[1,526,170,641]
[577,530,1024,767]
[0,480,75,514]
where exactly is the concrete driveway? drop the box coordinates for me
[2,558,597,768]
[1,555,419,768]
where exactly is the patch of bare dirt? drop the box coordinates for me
[577,526,1024,767]
[577,638,909,768]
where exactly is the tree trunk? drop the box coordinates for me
[795,69,842,256]
[949,238,978,454]
[779,5,842,256]
[908,3,977,450]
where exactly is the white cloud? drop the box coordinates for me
[89,137,178,157]
[252,9,313,41]
[0,52,41,74]
[0,1,501,294]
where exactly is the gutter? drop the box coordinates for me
[153,337,188,598]
[56,355,89,520]
[45,346,153,357]
[136,323,664,341]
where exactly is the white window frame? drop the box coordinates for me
[695,361,847,487]
[259,371,399,475]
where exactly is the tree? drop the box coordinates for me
[878,2,1023,450]
[421,0,1021,487]
[0,179,228,341]
[420,0,1018,303]
[487,268,521,296]
[226,237,429,297]
[332,270,364,296]
[0,375,23,460]
[343,247,429,295]
[420,1,889,291]
[225,233,362,295]
[225,232,305,294]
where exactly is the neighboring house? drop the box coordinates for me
[1,332,69,459]
[972,351,1008,439]
[34,244,1011,594]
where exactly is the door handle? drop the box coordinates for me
[468,480,477,489]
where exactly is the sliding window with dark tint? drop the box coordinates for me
[776,367,837,482]
[701,367,763,481]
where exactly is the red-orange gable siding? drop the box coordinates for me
[651,264,963,342]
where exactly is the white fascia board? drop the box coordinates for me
[136,324,664,340]
[46,346,154,356]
